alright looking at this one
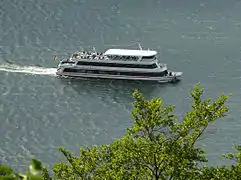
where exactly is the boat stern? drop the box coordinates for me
[56,66,64,76]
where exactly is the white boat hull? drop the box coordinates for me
[56,71,182,83]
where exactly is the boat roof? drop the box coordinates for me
[104,49,157,57]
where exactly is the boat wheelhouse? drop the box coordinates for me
[56,47,183,83]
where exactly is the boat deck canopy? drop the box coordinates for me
[104,49,157,57]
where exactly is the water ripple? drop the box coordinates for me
[1,0,241,171]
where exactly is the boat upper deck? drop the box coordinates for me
[59,58,168,72]
[69,48,159,63]
[104,49,157,57]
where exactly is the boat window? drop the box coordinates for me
[61,61,75,64]
[76,61,157,69]
[63,68,165,77]
[77,62,91,66]
[141,55,156,60]
[119,71,165,77]
[63,68,77,72]
[63,68,86,73]
[98,71,109,74]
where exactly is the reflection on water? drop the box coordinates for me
[57,76,171,100]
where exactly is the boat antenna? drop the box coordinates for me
[92,46,96,53]
[138,43,143,50]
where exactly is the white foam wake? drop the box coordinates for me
[0,63,57,76]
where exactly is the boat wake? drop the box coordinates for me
[0,63,57,76]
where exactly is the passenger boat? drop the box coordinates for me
[56,47,183,83]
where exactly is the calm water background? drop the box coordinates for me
[0,0,241,171]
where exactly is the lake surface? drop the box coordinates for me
[0,0,241,171]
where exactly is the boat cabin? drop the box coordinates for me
[103,49,158,61]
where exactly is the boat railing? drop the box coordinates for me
[70,51,107,60]
[69,50,161,63]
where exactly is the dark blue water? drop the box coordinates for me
[0,0,241,171]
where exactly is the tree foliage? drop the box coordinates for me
[0,158,51,180]
[1,83,239,179]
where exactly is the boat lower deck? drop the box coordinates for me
[56,71,182,83]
